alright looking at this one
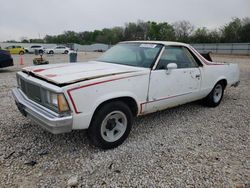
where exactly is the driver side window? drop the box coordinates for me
[157,46,199,69]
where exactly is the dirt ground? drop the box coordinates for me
[0,53,249,187]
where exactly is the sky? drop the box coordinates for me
[0,0,249,42]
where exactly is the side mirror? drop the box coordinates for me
[165,63,177,74]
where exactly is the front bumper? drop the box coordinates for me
[12,88,73,134]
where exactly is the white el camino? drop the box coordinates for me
[12,41,240,149]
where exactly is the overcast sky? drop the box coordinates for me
[0,0,249,42]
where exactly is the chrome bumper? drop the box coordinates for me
[12,88,73,134]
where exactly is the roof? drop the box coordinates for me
[120,40,189,47]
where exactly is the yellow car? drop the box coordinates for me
[5,45,25,55]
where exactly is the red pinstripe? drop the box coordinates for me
[67,74,146,114]
[139,92,192,114]
[189,46,225,66]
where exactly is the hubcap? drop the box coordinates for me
[101,111,127,142]
[213,84,223,103]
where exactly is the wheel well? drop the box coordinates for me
[219,79,227,89]
[94,97,138,117]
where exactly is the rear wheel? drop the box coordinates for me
[88,101,133,149]
[49,50,54,54]
[19,51,24,55]
[64,50,69,54]
[203,81,225,107]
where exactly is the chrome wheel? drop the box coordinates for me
[101,111,127,142]
[213,84,223,103]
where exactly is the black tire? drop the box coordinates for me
[88,101,133,149]
[39,50,44,54]
[19,51,24,55]
[203,81,225,107]
[64,50,69,54]
[49,50,54,54]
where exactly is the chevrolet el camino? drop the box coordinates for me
[12,41,240,149]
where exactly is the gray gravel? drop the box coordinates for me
[0,53,249,187]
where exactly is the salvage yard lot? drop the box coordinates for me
[0,53,249,187]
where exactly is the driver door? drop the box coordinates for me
[144,46,202,114]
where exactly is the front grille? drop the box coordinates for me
[20,78,42,103]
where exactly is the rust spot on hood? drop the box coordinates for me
[33,69,46,72]
[45,74,58,78]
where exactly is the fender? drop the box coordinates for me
[91,91,140,116]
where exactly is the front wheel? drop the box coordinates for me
[88,101,133,149]
[203,81,225,107]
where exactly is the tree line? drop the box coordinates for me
[12,17,250,44]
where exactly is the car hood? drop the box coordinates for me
[22,61,147,85]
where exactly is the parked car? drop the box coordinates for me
[0,49,13,68]
[5,45,25,55]
[45,46,70,54]
[12,41,240,149]
[25,45,44,54]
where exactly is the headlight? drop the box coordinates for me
[45,91,70,113]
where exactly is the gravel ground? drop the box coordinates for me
[0,53,249,187]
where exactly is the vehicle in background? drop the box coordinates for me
[25,45,45,54]
[45,46,70,54]
[5,46,25,55]
[0,49,14,68]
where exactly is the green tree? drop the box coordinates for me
[239,18,250,42]
[158,22,175,41]
[221,18,242,42]
[148,21,161,40]
[191,27,209,43]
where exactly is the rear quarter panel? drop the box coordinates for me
[200,63,240,96]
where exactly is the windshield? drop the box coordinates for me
[97,43,163,68]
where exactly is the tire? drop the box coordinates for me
[88,101,133,149]
[64,50,69,54]
[203,81,225,107]
[49,50,54,54]
[19,51,24,55]
[39,50,44,54]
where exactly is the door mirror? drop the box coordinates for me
[167,63,177,70]
[165,63,177,74]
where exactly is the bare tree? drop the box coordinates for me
[173,20,194,42]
